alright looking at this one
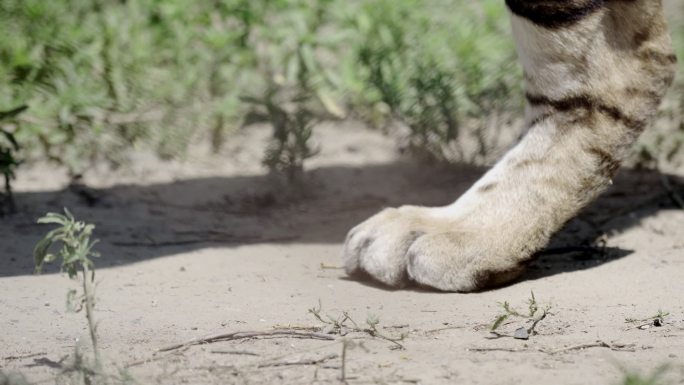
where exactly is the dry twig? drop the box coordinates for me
[259,353,338,369]
[3,352,47,361]
[467,347,529,353]
[158,329,335,353]
[468,340,638,355]
[423,325,465,335]
[544,340,636,354]
[210,350,260,356]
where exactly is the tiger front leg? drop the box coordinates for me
[343,0,677,292]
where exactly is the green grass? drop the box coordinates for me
[0,0,682,176]
[0,0,520,173]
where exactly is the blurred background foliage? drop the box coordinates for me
[0,0,682,179]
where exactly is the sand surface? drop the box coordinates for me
[1,122,684,384]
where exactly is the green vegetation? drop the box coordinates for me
[490,291,551,339]
[309,300,406,349]
[33,209,131,385]
[353,0,521,162]
[0,105,26,214]
[34,209,100,361]
[625,309,669,327]
[0,0,682,178]
[0,0,523,176]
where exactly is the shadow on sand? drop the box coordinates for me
[1,160,682,286]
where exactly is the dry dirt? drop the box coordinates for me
[1,122,684,384]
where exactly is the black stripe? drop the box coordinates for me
[505,0,604,29]
[528,112,552,128]
[586,146,620,177]
[525,92,646,132]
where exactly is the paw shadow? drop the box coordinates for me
[523,246,634,281]
[338,273,437,293]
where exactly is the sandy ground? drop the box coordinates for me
[1,122,684,384]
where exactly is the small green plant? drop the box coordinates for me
[32,209,134,384]
[625,309,669,328]
[490,291,551,339]
[245,0,340,181]
[33,208,103,380]
[0,105,27,215]
[245,81,319,182]
[308,300,405,349]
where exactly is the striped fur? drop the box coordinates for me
[343,0,677,292]
[505,0,604,29]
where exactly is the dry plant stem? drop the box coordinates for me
[210,350,260,356]
[309,306,406,349]
[341,312,405,349]
[340,339,349,384]
[423,325,466,334]
[545,340,636,354]
[367,331,404,350]
[194,353,339,374]
[526,310,548,336]
[158,329,335,352]
[2,352,47,361]
[233,341,344,374]
[469,340,636,354]
[468,347,528,353]
[259,353,338,368]
[125,350,188,368]
[82,263,100,368]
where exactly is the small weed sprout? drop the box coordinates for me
[625,309,670,328]
[490,291,551,339]
[246,1,335,182]
[308,300,406,349]
[244,82,319,182]
[308,300,351,334]
[33,209,103,373]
